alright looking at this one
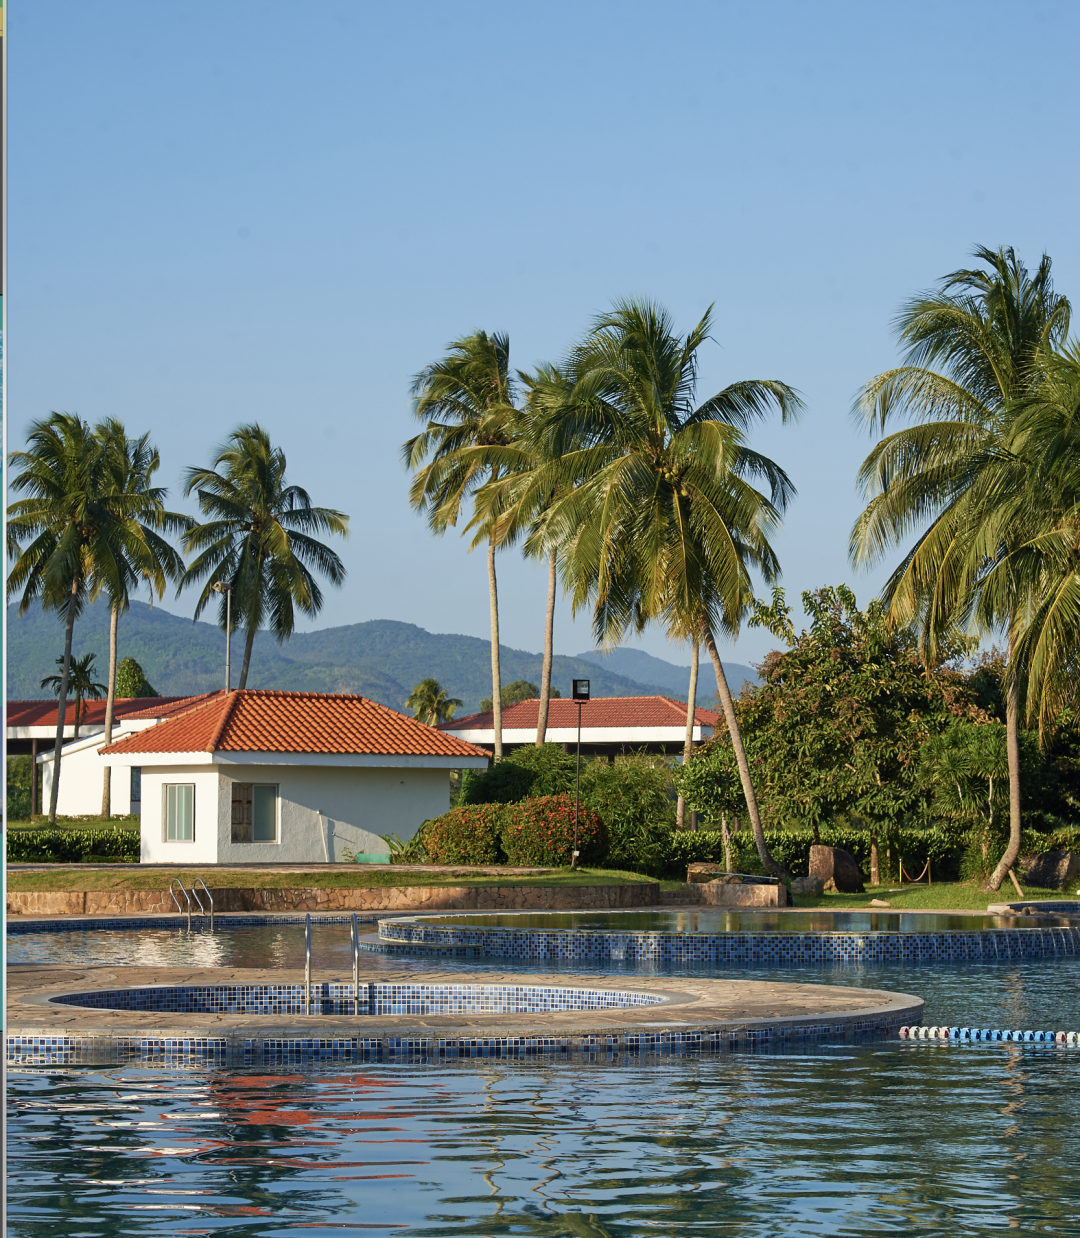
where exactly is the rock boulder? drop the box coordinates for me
[1018,851,1080,891]
[809,845,865,894]
[790,875,825,897]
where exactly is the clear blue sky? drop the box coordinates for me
[10,1,1080,669]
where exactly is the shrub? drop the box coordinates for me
[419,804,505,864]
[500,794,607,866]
[7,826,140,864]
[579,753,676,874]
[461,744,576,805]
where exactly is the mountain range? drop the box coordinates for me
[7,599,756,715]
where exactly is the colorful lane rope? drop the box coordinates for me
[900,1026,1079,1043]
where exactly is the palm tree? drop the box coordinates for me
[528,299,801,878]
[975,344,1080,736]
[93,419,191,815]
[7,413,133,821]
[180,425,349,688]
[470,362,578,746]
[850,245,1070,891]
[405,678,464,726]
[41,652,107,740]
[404,332,521,759]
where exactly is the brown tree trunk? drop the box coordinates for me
[536,548,556,746]
[48,578,79,824]
[487,536,503,760]
[237,624,257,690]
[676,640,700,829]
[984,644,1023,892]
[870,830,880,886]
[702,621,791,881]
[720,812,734,872]
[101,600,119,817]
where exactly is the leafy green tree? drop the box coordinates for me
[40,651,107,740]
[181,425,349,689]
[920,720,1008,877]
[404,332,522,758]
[676,585,986,880]
[93,419,189,814]
[851,245,1070,890]
[405,677,463,726]
[115,656,159,698]
[529,299,801,878]
[8,414,136,821]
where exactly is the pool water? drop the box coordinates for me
[11,925,1080,1236]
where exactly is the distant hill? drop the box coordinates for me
[576,646,756,700]
[7,600,752,715]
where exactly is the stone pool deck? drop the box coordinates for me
[7,964,923,1065]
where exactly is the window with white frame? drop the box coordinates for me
[231,782,279,843]
[164,784,195,842]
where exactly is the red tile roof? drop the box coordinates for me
[440,695,720,732]
[101,690,489,759]
[7,696,205,729]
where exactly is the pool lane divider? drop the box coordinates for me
[900,1026,1080,1043]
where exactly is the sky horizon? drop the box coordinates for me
[11,2,1079,666]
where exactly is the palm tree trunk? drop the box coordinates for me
[701,621,791,881]
[48,579,79,825]
[536,548,557,746]
[101,601,119,816]
[984,641,1023,893]
[237,624,257,690]
[676,640,700,829]
[487,536,503,760]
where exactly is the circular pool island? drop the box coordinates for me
[377,907,1080,965]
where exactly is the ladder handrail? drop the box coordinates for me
[191,879,214,930]
[351,912,360,1016]
[305,913,312,1016]
[169,878,192,931]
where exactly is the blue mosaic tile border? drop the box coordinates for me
[379,919,1080,965]
[51,981,667,1017]
[7,1014,910,1067]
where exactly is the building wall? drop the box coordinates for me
[40,741,136,817]
[138,763,452,864]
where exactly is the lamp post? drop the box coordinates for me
[571,678,590,869]
[211,581,233,691]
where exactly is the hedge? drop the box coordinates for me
[500,795,606,866]
[7,826,140,864]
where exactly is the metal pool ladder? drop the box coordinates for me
[169,878,192,930]
[191,879,214,930]
[305,913,313,1015]
[352,912,360,1016]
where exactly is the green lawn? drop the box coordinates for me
[791,882,1070,911]
[8,816,140,831]
[6,865,662,893]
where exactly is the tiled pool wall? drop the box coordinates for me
[380,919,1080,964]
[7,1012,911,1068]
[50,981,667,1017]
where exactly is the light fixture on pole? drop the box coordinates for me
[571,679,590,869]
[211,581,234,691]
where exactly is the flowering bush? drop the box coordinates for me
[419,804,505,864]
[500,794,607,866]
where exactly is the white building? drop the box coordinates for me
[45,689,488,864]
[439,695,720,759]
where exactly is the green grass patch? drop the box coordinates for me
[8,816,140,831]
[791,881,1070,911]
[5,865,660,894]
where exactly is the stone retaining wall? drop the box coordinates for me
[7,881,659,917]
[700,882,781,907]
